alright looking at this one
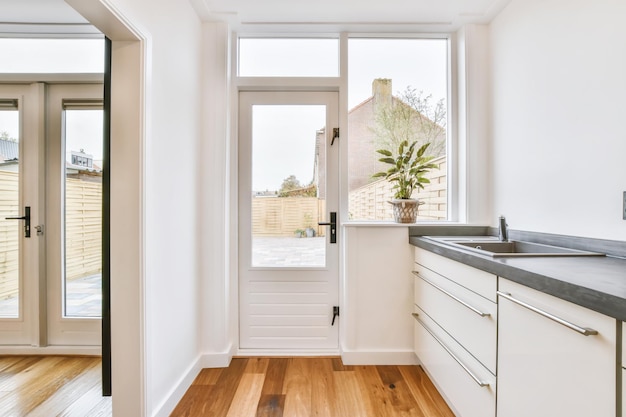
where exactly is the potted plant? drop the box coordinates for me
[373,140,437,223]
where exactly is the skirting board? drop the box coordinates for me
[152,347,234,417]
[341,349,419,365]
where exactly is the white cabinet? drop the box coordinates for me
[497,278,617,417]
[413,248,497,417]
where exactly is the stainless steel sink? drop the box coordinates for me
[440,239,605,257]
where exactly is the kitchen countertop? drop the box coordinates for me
[410,235,626,322]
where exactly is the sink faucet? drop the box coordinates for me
[498,216,508,241]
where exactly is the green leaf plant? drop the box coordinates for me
[372,141,438,200]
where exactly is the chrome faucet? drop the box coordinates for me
[498,216,508,242]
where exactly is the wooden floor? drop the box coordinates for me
[0,355,111,417]
[171,357,454,417]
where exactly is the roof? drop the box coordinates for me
[0,139,18,161]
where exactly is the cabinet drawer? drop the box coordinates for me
[415,248,497,302]
[413,306,496,417]
[498,278,617,417]
[414,264,497,373]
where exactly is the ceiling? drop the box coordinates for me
[0,0,512,36]
[191,0,513,32]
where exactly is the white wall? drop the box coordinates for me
[489,0,626,240]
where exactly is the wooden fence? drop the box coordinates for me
[252,197,326,237]
[348,156,447,221]
[0,172,102,301]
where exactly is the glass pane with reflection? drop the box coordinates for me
[0,107,20,318]
[64,109,103,318]
[251,105,327,267]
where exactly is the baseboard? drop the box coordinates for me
[236,348,340,357]
[0,345,102,355]
[152,355,203,417]
[151,347,235,417]
[340,349,419,365]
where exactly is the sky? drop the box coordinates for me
[0,37,447,190]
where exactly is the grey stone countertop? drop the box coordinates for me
[409,235,626,322]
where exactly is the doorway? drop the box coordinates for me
[0,83,103,348]
[238,91,339,352]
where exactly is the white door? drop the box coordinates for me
[0,84,45,345]
[0,83,103,349]
[239,91,339,351]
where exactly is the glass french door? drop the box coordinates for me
[238,91,339,351]
[0,83,102,348]
[46,84,103,346]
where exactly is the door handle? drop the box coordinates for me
[318,212,337,244]
[6,206,31,238]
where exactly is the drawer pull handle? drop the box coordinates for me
[496,291,598,336]
[412,312,490,387]
[412,271,491,317]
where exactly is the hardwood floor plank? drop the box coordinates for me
[282,358,312,417]
[309,358,336,417]
[260,358,288,395]
[245,357,269,374]
[256,394,285,417]
[332,370,368,417]
[225,373,265,417]
[170,385,216,417]
[192,367,223,386]
[354,365,394,417]
[376,365,425,417]
[398,365,454,417]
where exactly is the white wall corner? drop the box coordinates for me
[199,21,235,355]
[200,343,236,368]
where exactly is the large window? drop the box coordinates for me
[237,36,450,222]
[347,38,448,221]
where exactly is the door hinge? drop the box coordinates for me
[331,128,339,146]
[332,306,340,326]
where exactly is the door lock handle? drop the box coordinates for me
[318,212,337,244]
[5,206,31,238]
[331,306,339,326]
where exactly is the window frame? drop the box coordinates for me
[234,31,459,224]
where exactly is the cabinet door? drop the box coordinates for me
[497,279,616,417]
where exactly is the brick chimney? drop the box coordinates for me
[372,78,392,108]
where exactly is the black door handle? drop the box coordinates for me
[6,206,30,238]
[318,212,337,244]
[331,306,339,326]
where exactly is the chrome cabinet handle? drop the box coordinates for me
[497,291,598,336]
[412,271,491,317]
[412,312,490,387]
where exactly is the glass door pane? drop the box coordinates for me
[0,107,19,318]
[64,109,103,318]
[251,105,327,268]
